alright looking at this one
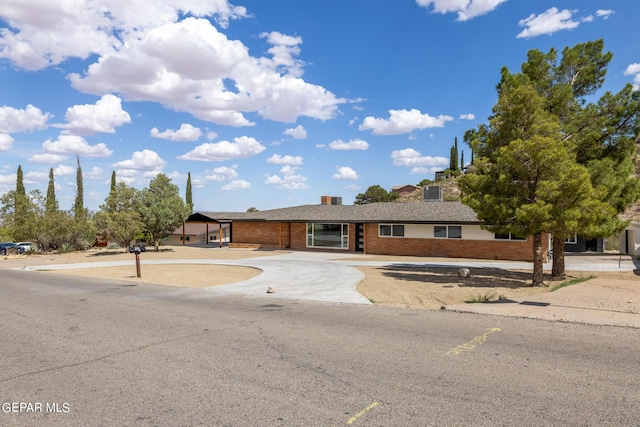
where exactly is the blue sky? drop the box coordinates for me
[0,0,638,212]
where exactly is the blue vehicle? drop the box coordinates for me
[0,242,25,255]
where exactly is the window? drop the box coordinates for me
[565,235,578,244]
[434,225,462,239]
[306,223,349,249]
[495,233,526,241]
[379,224,405,237]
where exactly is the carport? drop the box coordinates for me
[182,212,238,248]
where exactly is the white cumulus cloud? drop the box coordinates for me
[267,154,304,165]
[415,0,508,21]
[283,125,307,139]
[359,109,453,135]
[624,63,640,90]
[28,153,68,163]
[53,94,131,135]
[64,17,344,126]
[205,166,238,181]
[517,8,584,39]
[178,136,266,161]
[391,148,449,168]
[0,0,247,70]
[112,149,167,171]
[460,113,475,120]
[328,139,369,151]
[0,104,51,134]
[221,179,250,191]
[332,166,359,180]
[0,134,13,151]
[54,164,75,176]
[151,123,202,141]
[264,172,308,190]
[43,135,113,158]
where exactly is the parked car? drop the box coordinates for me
[16,242,37,252]
[0,242,25,255]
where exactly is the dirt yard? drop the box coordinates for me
[1,245,635,310]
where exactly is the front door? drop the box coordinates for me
[355,223,365,252]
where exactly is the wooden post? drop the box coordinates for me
[219,223,222,248]
[206,223,209,245]
[182,223,185,246]
[135,253,141,278]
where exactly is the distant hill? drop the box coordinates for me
[395,177,461,202]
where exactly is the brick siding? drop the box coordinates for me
[232,221,545,261]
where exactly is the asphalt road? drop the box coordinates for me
[1,270,639,426]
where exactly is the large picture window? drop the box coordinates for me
[307,223,349,249]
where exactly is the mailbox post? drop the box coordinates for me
[128,245,146,278]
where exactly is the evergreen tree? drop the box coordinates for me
[186,172,193,214]
[74,155,85,220]
[16,165,25,197]
[453,137,459,171]
[106,171,117,213]
[46,167,58,216]
[354,185,398,204]
[13,165,30,240]
[138,174,190,251]
[460,79,610,286]
[512,39,640,277]
[460,151,465,170]
[95,181,143,251]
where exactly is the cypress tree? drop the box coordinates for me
[74,155,84,220]
[186,172,193,214]
[46,167,58,215]
[453,137,459,171]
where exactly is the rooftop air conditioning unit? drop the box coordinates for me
[424,185,442,202]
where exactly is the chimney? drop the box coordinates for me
[321,196,343,205]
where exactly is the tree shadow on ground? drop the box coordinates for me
[87,248,176,257]
[379,264,546,288]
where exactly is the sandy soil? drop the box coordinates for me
[1,245,636,310]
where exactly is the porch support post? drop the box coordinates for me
[182,223,185,246]
[219,223,222,248]
[206,223,209,245]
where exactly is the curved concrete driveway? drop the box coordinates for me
[17,252,371,305]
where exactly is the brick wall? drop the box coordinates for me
[232,221,546,261]
[363,224,545,261]
[233,222,291,248]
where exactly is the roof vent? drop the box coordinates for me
[424,185,442,202]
